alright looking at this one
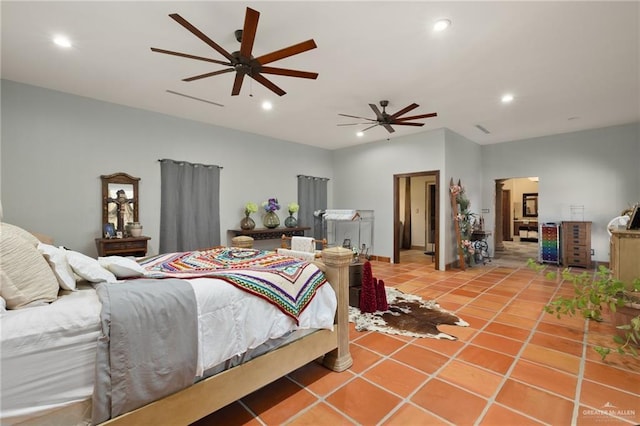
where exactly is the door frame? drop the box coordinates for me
[502,189,512,241]
[425,182,436,253]
[393,170,440,268]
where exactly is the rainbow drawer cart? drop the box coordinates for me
[539,223,561,265]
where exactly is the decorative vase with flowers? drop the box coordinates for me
[285,202,299,228]
[262,198,281,229]
[240,202,257,230]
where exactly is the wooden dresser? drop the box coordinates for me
[609,229,640,286]
[561,221,592,269]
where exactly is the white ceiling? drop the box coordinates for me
[2,1,639,150]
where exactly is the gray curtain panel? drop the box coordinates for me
[159,159,221,253]
[297,175,328,240]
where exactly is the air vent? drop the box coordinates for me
[474,124,491,134]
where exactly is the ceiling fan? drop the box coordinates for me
[151,7,318,97]
[338,100,438,134]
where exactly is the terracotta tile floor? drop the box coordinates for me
[193,254,640,426]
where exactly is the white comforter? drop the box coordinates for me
[0,279,336,424]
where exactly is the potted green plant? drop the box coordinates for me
[528,260,640,359]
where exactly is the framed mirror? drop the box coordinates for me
[522,193,538,218]
[101,172,140,235]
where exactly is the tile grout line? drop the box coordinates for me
[571,318,590,425]
[450,266,560,426]
[472,265,577,426]
[374,265,537,425]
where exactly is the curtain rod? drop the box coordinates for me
[297,174,329,181]
[158,159,223,169]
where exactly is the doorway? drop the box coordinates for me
[393,171,440,269]
[494,177,539,264]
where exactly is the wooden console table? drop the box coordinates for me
[95,236,151,257]
[229,227,310,241]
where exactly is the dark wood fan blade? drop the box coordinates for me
[250,73,286,96]
[256,39,317,65]
[260,66,318,80]
[392,122,425,127]
[338,113,376,121]
[383,124,396,133]
[240,7,260,58]
[231,73,245,96]
[182,68,234,82]
[395,112,438,121]
[390,103,419,119]
[362,124,379,132]
[150,48,232,66]
[369,104,384,121]
[169,13,235,62]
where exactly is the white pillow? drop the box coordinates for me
[98,256,145,278]
[65,249,117,283]
[0,296,6,313]
[38,243,77,290]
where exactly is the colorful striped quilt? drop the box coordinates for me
[138,248,327,323]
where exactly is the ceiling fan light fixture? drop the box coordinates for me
[433,19,451,32]
[53,35,72,48]
[501,93,514,103]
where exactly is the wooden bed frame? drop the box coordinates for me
[101,246,354,425]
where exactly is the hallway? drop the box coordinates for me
[400,240,539,270]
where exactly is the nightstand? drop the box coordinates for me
[95,236,151,257]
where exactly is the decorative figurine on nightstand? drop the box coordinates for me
[108,189,134,235]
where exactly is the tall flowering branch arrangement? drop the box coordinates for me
[262,198,281,213]
[450,183,478,265]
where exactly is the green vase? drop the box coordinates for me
[263,211,280,229]
[284,214,298,228]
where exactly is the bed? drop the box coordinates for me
[0,221,353,425]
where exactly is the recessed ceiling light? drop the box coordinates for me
[356,131,364,137]
[433,19,451,32]
[53,35,72,48]
[261,101,273,111]
[501,94,514,103]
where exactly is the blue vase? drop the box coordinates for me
[285,214,297,228]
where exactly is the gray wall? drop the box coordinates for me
[2,80,639,266]
[481,122,640,262]
[443,128,483,264]
[331,129,447,267]
[1,80,333,255]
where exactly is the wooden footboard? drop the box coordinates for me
[104,246,353,425]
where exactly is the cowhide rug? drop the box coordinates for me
[349,287,469,340]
